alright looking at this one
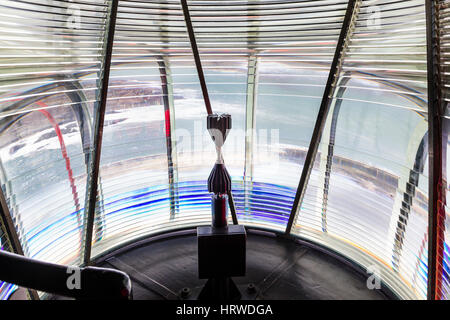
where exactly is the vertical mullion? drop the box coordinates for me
[426,0,446,301]
[158,57,179,219]
[82,0,119,265]
[180,0,212,115]
[165,57,180,214]
[242,0,260,223]
[244,55,258,216]
[285,0,361,234]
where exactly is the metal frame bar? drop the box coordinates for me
[243,0,260,220]
[180,0,212,115]
[82,0,119,265]
[157,2,179,220]
[285,0,359,234]
[244,55,258,218]
[426,0,446,301]
[158,57,179,219]
[228,189,239,225]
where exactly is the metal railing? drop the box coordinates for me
[0,250,132,300]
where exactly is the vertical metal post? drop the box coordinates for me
[180,0,212,115]
[157,3,179,219]
[244,56,258,217]
[426,0,446,300]
[242,0,260,222]
[228,190,239,225]
[285,0,360,234]
[158,57,179,219]
[82,0,119,265]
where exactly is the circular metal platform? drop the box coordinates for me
[91,228,394,300]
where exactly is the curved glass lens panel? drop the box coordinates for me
[291,0,428,299]
[1,0,449,301]
[249,0,348,231]
[0,0,108,266]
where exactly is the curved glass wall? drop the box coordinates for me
[0,0,108,266]
[89,0,350,256]
[0,0,448,300]
[291,0,429,299]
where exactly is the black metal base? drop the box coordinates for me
[197,225,246,279]
[197,224,247,301]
